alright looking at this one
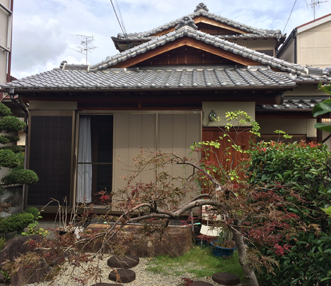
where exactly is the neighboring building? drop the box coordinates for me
[277,13,331,69]
[0,0,13,88]
[1,3,331,212]
[276,13,331,145]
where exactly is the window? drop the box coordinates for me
[77,115,113,205]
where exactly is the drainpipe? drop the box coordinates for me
[9,89,28,129]
[293,29,297,64]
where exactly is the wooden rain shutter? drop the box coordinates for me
[28,116,73,206]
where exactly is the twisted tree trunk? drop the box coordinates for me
[232,222,259,286]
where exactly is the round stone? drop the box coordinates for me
[107,255,139,269]
[108,269,136,283]
[191,282,213,286]
[90,284,123,286]
[212,272,240,285]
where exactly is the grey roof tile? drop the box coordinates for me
[90,23,307,75]
[257,96,330,111]
[2,66,299,91]
[118,3,284,40]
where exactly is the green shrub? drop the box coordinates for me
[0,103,12,117]
[0,135,19,145]
[248,141,331,215]
[24,207,41,220]
[1,168,39,185]
[1,145,24,154]
[259,232,331,286]
[248,141,331,285]
[0,149,19,168]
[0,213,35,233]
[0,116,25,132]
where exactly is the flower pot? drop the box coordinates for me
[211,241,236,258]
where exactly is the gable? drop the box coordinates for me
[111,37,260,68]
[136,46,239,66]
[151,16,248,37]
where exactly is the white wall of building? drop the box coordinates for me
[0,0,12,85]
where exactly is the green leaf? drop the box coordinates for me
[312,99,331,117]
[314,123,331,132]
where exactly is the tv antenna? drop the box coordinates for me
[307,0,328,20]
[71,35,97,64]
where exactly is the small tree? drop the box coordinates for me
[0,102,38,212]
[3,111,316,286]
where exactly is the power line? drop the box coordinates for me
[283,0,298,33]
[110,0,127,38]
[115,0,127,36]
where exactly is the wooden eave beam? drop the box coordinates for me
[112,37,260,68]
[194,16,247,34]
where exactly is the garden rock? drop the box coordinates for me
[212,272,240,285]
[90,284,123,286]
[108,269,136,283]
[191,282,213,286]
[9,257,51,286]
[107,255,139,269]
[0,234,41,265]
[3,195,22,207]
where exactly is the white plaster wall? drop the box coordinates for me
[202,102,255,127]
[297,20,331,68]
[0,0,10,85]
[227,38,276,56]
[258,118,316,138]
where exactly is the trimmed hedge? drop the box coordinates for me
[0,213,35,233]
[0,103,12,117]
[0,116,25,132]
[0,149,19,168]
[1,168,39,185]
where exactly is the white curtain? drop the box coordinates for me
[77,116,92,203]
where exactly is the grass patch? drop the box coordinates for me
[146,245,246,282]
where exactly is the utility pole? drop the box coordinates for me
[307,0,328,20]
[72,35,96,65]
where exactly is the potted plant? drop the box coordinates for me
[211,228,236,258]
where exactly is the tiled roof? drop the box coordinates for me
[118,3,284,40]
[257,96,330,111]
[1,66,297,91]
[115,33,283,42]
[91,22,307,75]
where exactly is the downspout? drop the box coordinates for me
[293,29,297,64]
[9,88,28,212]
[9,89,28,128]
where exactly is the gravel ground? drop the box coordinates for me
[23,256,240,286]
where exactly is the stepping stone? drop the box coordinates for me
[90,284,123,286]
[107,255,139,269]
[191,282,213,286]
[212,272,240,285]
[109,269,136,283]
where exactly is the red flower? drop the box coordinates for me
[274,244,284,256]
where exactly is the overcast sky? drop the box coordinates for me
[10,0,331,79]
